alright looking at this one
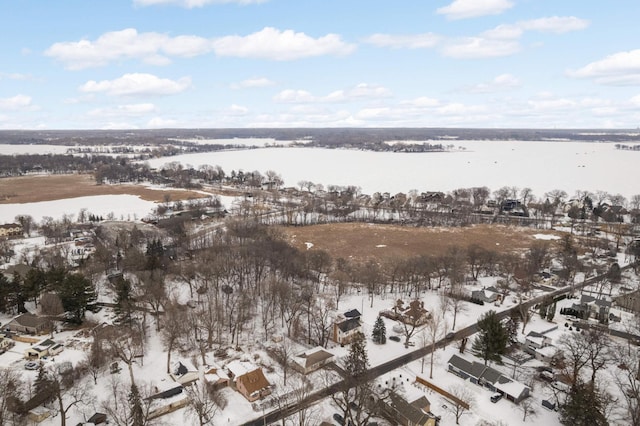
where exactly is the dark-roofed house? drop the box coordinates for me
[227,360,272,402]
[447,354,530,404]
[379,391,437,426]
[4,313,52,335]
[292,347,335,374]
[332,309,363,345]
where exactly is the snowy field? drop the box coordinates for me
[0,195,158,223]
[145,140,640,200]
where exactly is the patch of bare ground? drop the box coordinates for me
[0,174,209,204]
[280,223,561,263]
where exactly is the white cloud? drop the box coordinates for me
[0,72,31,80]
[442,37,520,58]
[134,0,267,8]
[273,89,315,103]
[467,73,521,93]
[46,27,354,68]
[528,97,576,111]
[87,103,157,117]
[568,49,640,85]
[401,97,441,107]
[0,94,32,110]
[274,84,392,104]
[364,33,441,49]
[79,73,192,97]
[324,84,392,102]
[230,77,275,89]
[519,16,590,34]
[225,104,249,115]
[44,28,210,69]
[436,0,513,20]
[147,117,178,128]
[367,15,587,61]
[211,27,355,60]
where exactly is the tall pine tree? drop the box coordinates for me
[372,316,386,344]
[472,310,508,365]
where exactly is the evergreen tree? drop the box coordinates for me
[57,273,96,324]
[539,303,548,320]
[128,384,145,426]
[344,332,369,377]
[114,277,134,324]
[372,316,386,344]
[504,312,520,345]
[560,382,609,426]
[471,310,508,365]
[547,302,557,322]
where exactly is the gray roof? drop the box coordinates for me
[337,318,361,333]
[448,354,473,374]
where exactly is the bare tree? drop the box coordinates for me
[101,376,153,426]
[162,301,188,373]
[106,326,145,387]
[446,384,474,425]
[184,379,222,426]
[425,309,445,378]
[520,397,537,421]
[0,368,24,426]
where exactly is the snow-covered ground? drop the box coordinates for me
[0,194,158,223]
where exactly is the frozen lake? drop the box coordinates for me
[146,140,639,200]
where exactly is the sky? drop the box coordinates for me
[1,0,640,130]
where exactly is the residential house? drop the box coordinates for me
[170,359,199,385]
[0,336,14,353]
[0,223,23,238]
[572,294,612,323]
[203,363,230,390]
[226,360,272,402]
[379,391,437,426]
[447,354,530,403]
[24,339,63,359]
[332,309,363,345]
[292,347,335,374]
[4,313,52,335]
[523,329,558,362]
[380,300,431,327]
[471,287,502,304]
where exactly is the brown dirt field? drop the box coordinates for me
[0,174,209,204]
[280,223,562,263]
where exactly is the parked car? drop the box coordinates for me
[490,392,503,403]
[24,361,38,370]
[389,335,401,342]
[333,413,345,425]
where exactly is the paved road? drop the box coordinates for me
[242,266,629,426]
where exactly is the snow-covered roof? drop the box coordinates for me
[496,379,530,399]
[226,360,257,378]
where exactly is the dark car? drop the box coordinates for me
[333,413,345,425]
[490,392,503,403]
[389,335,401,342]
[445,332,456,340]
